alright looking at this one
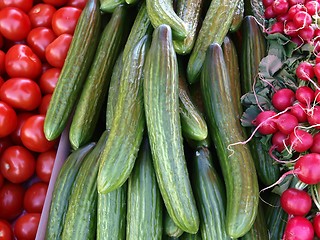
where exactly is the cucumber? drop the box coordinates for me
[45,143,95,240]
[44,0,101,141]
[230,0,244,32]
[143,24,199,234]
[97,183,127,240]
[164,210,184,238]
[200,42,259,238]
[61,131,109,240]
[191,146,231,240]
[100,0,126,13]
[125,0,139,5]
[180,232,201,240]
[173,0,205,54]
[178,59,208,141]
[97,34,150,194]
[126,136,163,240]
[69,4,129,150]
[146,0,188,40]
[187,0,239,84]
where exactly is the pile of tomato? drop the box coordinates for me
[0,0,86,239]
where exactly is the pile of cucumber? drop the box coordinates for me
[43,0,285,239]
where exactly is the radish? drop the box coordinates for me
[307,105,320,129]
[296,61,315,81]
[267,22,285,34]
[289,129,313,152]
[315,89,320,102]
[293,11,313,28]
[288,0,305,5]
[298,25,315,42]
[290,102,308,122]
[252,110,278,135]
[265,5,278,19]
[288,4,306,19]
[283,216,314,240]
[310,132,320,153]
[263,0,275,7]
[295,86,315,106]
[305,0,320,15]
[284,21,300,36]
[294,153,320,184]
[277,13,290,22]
[276,112,299,134]
[271,131,289,152]
[271,88,296,111]
[313,63,320,83]
[280,188,312,216]
[313,213,320,238]
[273,0,290,15]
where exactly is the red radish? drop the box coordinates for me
[298,25,315,41]
[276,112,299,134]
[267,21,285,34]
[288,0,305,5]
[263,0,275,7]
[295,86,315,106]
[294,153,320,184]
[271,88,295,111]
[265,5,277,19]
[305,0,320,15]
[315,89,320,102]
[289,129,313,152]
[272,0,290,15]
[290,102,308,122]
[271,131,289,152]
[277,13,290,22]
[313,62,320,82]
[284,21,300,36]
[307,105,320,129]
[291,36,304,46]
[288,4,306,19]
[313,213,320,238]
[310,132,320,153]
[296,61,315,81]
[283,216,314,240]
[293,11,313,28]
[252,110,278,135]
[280,188,312,216]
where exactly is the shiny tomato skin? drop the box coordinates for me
[0,78,42,111]
[36,149,56,182]
[28,3,56,28]
[67,0,87,9]
[0,50,5,75]
[0,101,17,138]
[0,219,13,240]
[45,33,72,68]
[23,181,48,213]
[5,44,42,80]
[0,7,31,41]
[10,112,33,145]
[51,6,82,36]
[0,136,13,158]
[0,182,25,220]
[0,145,36,184]
[13,213,40,240]
[27,27,56,61]
[20,115,58,152]
[42,0,67,7]
[39,67,60,94]
[0,0,33,12]
[38,94,52,115]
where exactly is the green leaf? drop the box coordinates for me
[259,54,283,78]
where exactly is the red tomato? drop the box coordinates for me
[39,68,60,94]
[0,145,36,184]
[0,76,4,88]
[0,7,31,41]
[10,112,32,145]
[28,3,56,28]
[5,44,42,80]
[0,33,3,49]
[20,115,58,152]
[0,50,5,75]
[0,0,33,12]
[0,136,13,157]
[0,182,25,220]
[67,0,87,9]
[36,149,56,182]
[13,213,40,240]
[0,101,17,138]
[27,27,56,61]
[23,181,48,213]
[51,6,82,36]
[0,219,13,240]
[45,33,72,68]
[38,94,52,115]
[42,0,67,7]
[0,78,42,111]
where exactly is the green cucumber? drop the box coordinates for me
[125,0,139,5]
[61,131,109,240]
[143,24,199,234]
[164,210,184,238]
[45,143,95,240]
[97,34,150,194]
[44,0,101,141]
[100,0,126,13]
[126,137,163,240]
[230,0,244,32]
[180,232,201,240]
[187,0,239,84]
[191,146,231,240]
[69,4,129,150]
[200,42,259,238]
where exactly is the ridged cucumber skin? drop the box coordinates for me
[230,0,244,32]
[61,130,109,240]
[100,0,126,13]
[143,24,199,234]
[240,15,280,186]
[45,143,95,240]
[178,60,208,142]
[173,0,204,54]
[123,1,153,61]
[146,0,188,40]
[200,43,259,238]
[97,183,127,240]
[97,35,149,194]
[187,0,239,84]
[126,137,163,240]
[191,146,231,240]
[164,210,184,238]
[44,0,101,141]
[69,5,129,150]
[180,232,201,240]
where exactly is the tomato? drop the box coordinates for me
[0,78,42,111]
[28,3,56,28]
[39,67,60,94]
[52,6,82,36]
[20,115,58,152]
[0,145,36,184]
[38,94,52,115]
[13,213,40,240]
[0,50,5,75]
[42,0,68,7]
[23,181,48,213]
[10,112,33,145]
[0,101,17,138]
[67,0,87,9]
[5,44,42,80]
[0,182,24,220]
[0,0,33,12]
[0,7,31,41]
[36,149,56,182]
[0,136,13,157]
[0,33,3,49]
[27,27,56,61]
[0,219,13,240]
[45,33,72,68]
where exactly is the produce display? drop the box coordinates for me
[2,0,320,239]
